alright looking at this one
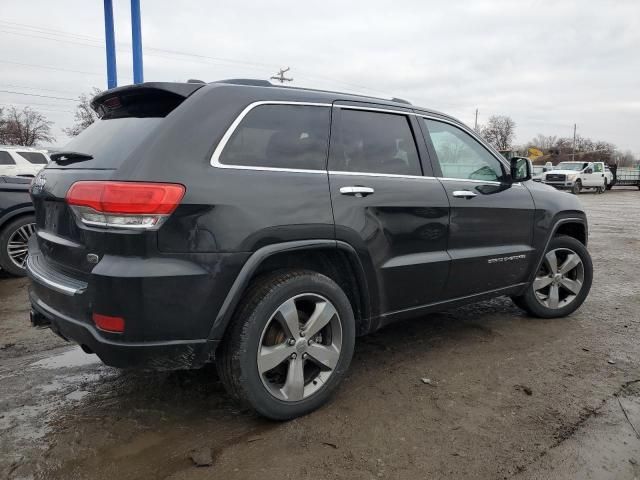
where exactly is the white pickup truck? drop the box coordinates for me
[541,161,613,194]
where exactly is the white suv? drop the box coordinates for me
[0,146,50,177]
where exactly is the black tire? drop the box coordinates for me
[512,235,593,318]
[571,181,581,195]
[605,179,613,190]
[0,215,35,277]
[216,269,355,420]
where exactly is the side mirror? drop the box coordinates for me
[510,157,531,182]
[584,168,593,174]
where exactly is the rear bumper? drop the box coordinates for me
[30,293,218,369]
[26,237,248,369]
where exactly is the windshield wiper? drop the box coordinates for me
[50,151,94,165]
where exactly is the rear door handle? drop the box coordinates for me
[340,186,375,197]
[452,190,477,199]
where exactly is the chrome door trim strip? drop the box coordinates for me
[328,170,437,180]
[334,104,414,116]
[26,256,86,296]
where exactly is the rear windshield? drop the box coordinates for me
[17,151,48,164]
[51,117,163,169]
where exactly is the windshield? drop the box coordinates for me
[556,162,586,171]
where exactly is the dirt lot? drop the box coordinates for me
[1,189,639,479]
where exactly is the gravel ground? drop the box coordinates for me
[1,188,639,479]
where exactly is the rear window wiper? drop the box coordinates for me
[50,151,94,165]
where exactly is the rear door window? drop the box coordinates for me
[17,151,48,164]
[218,104,330,170]
[0,151,16,165]
[329,109,421,176]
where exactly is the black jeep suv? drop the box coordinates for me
[27,80,592,419]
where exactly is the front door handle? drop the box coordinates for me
[452,190,477,199]
[340,186,375,197]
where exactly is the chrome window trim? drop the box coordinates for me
[329,170,437,180]
[210,100,332,173]
[439,177,523,187]
[209,100,515,181]
[334,104,414,116]
[439,177,502,185]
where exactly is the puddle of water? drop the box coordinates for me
[30,346,101,370]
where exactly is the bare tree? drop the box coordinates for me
[0,107,6,144]
[479,115,516,150]
[0,106,54,146]
[528,134,558,151]
[612,150,636,167]
[64,87,102,137]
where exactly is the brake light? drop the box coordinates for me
[93,313,125,333]
[66,181,185,230]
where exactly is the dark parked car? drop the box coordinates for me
[27,80,593,419]
[0,175,35,276]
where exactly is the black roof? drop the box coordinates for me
[93,78,457,124]
[209,78,453,120]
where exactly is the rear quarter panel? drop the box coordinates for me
[113,84,336,253]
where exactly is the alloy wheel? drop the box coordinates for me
[257,293,342,402]
[7,222,35,270]
[533,248,585,309]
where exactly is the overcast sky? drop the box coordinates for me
[1,0,639,153]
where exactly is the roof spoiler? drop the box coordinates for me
[91,82,205,118]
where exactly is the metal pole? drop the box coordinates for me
[572,123,576,161]
[131,0,144,84]
[103,0,117,89]
[474,108,478,130]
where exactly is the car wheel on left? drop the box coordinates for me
[216,269,356,420]
[0,215,35,277]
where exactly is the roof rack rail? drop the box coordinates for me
[215,79,273,87]
[391,97,411,105]
[187,79,206,84]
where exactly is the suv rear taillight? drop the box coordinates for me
[66,181,185,230]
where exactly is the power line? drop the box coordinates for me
[0,59,107,77]
[0,89,77,101]
[0,19,101,42]
[0,26,277,69]
[0,83,82,96]
[0,101,74,113]
[0,21,390,96]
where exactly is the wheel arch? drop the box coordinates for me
[526,216,588,287]
[0,206,35,233]
[208,240,375,343]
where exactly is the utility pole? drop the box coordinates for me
[103,0,117,89]
[474,108,478,131]
[131,0,144,84]
[270,67,293,84]
[572,123,577,161]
